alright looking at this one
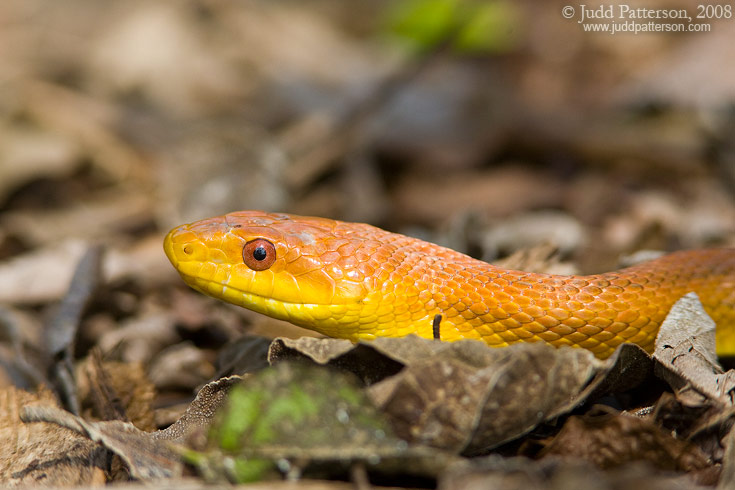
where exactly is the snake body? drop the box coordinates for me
[164,211,735,358]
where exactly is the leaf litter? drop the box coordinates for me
[15,291,732,488]
[2,3,735,487]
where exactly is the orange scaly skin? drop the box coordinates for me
[164,211,735,359]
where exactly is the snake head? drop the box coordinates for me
[163,211,372,324]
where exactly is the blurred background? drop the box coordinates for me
[0,0,733,400]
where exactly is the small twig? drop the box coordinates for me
[433,314,443,341]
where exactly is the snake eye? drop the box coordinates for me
[243,239,276,271]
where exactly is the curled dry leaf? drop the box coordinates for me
[648,294,735,467]
[654,293,734,404]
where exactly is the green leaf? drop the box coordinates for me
[387,0,458,51]
[216,388,263,451]
[385,0,522,54]
[455,1,521,53]
[228,457,274,483]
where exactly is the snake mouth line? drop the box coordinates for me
[178,271,329,309]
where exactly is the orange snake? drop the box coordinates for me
[164,211,735,359]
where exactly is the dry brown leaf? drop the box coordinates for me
[0,386,105,487]
[603,188,735,251]
[649,391,727,467]
[1,191,154,247]
[539,407,710,472]
[623,22,735,108]
[654,292,718,367]
[644,296,735,468]
[77,355,157,431]
[0,240,88,305]
[370,356,490,453]
[213,335,272,378]
[654,293,734,405]
[155,122,290,230]
[268,336,407,384]
[370,341,598,454]
[89,3,245,116]
[0,233,177,305]
[103,234,180,288]
[393,167,565,224]
[223,2,386,93]
[21,404,182,480]
[19,77,152,183]
[581,343,654,400]
[480,211,586,263]
[0,234,171,306]
[492,242,579,276]
[0,125,82,202]
[147,342,215,391]
[98,309,179,364]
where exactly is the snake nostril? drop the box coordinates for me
[183,244,194,255]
